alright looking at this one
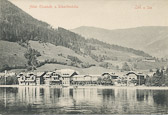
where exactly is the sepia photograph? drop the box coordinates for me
[0,0,168,114]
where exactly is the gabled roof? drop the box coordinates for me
[102,72,111,75]
[46,71,53,75]
[17,72,26,77]
[36,72,46,77]
[88,74,101,77]
[73,75,85,78]
[43,71,53,78]
[126,71,137,75]
[147,72,155,77]
[56,69,78,77]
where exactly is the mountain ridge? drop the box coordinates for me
[71,26,168,58]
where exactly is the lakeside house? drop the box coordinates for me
[36,72,46,85]
[17,72,46,85]
[17,69,78,86]
[126,71,146,86]
[72,74,101,85]
[43,71,58,85]
[56,69,78,86]
[17,73,26,85]
[16,69,147,86]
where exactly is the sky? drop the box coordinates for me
[9,0,168,30]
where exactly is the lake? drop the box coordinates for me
[0,87,168,114]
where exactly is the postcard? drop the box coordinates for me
[0,0,168,114]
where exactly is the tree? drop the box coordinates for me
[151,69,165,86]
[133,63,137,69]
[149,69,153,72]
[116,65,119,70]
[122,62,131,71]
[145,75,151,86]
[166,67,168,74]
[24,48,40,71]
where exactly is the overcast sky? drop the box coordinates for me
[9,0,168,30]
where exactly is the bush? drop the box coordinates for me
[67,55,82,63]
[99,62,114,69]
[121,62,131,71]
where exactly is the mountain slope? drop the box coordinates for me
[29,40,97,67]
[71,26,168,58]
[145,37,168,58]
[0,40,27,71]
[1,0,165,72]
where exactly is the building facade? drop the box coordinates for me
[17,72,46,86]
[17,70,146,86]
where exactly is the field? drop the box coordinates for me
[35,63,117,75]
[0,40,27,71]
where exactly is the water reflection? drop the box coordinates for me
[0,87,168,114]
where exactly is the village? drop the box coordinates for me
[0,69,149,87]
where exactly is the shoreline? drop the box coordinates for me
[1,85,168,90]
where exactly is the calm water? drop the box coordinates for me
[0,87,168,114]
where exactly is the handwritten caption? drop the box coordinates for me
[134,5,152,10]
[29,4,79,9]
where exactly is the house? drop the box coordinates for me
[17,72,46,85]
[101,72,120,85]
[17,73,26,85]
[102,72,119,79]
[136,73,146,85]
[90,75,101,83]
[102,73,111,78]
[25,73,36,85]
[84,75,92,84]
[110,73,119,85]
[126,71,138,80]
[43,71,61,85]
[56,69,78,86]
[72,74,101,85]
[72,75,85,85]
[51,71,61,85]
[147,72,155,77]
[36,72,46,85]
[43,72,53,85]
[17,72,36,86]
[126,71,146,86]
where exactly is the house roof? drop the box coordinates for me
[43,71,53,78]
[89,74,101,77]
[46,72,53,75]
[56,69,78,77]
[147,72,155,77]
[102,72,111,76]
[26,73,36,78]
[73,75,85,78]
[17,72,26,77]
[36,72,46,77]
